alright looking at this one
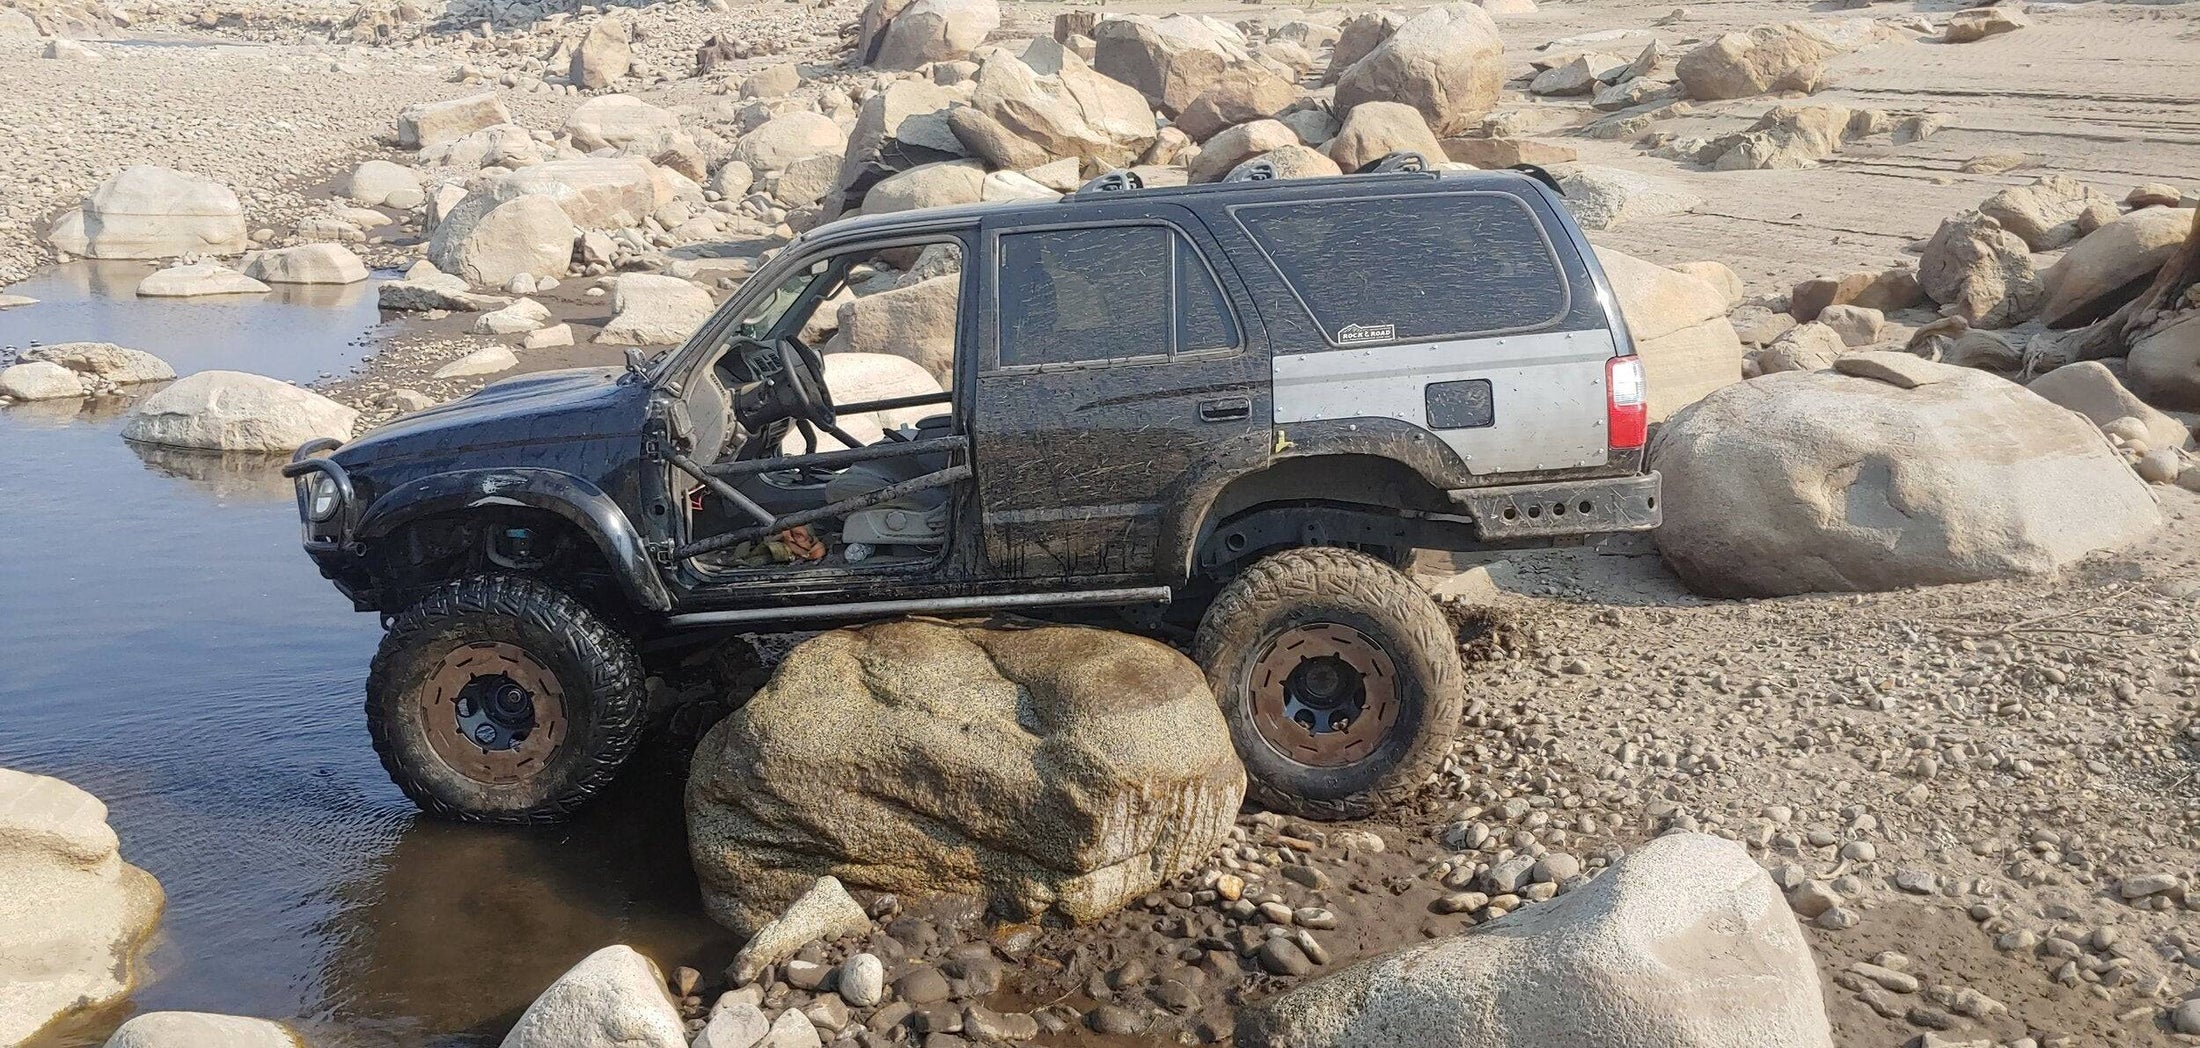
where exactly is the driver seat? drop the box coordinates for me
[825,415,955,553]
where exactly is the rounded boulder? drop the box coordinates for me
[1651,360,2159,597]
[685,619,1245,935]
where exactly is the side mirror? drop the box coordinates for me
[624,347,648,376]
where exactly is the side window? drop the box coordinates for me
[1232,193,1569,347]
[997,225,1240,368]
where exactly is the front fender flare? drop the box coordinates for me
[356,468,673,613]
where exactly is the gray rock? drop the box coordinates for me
[696,999,769,1048]
[1258,938,1316,976]
[2028,361,2191,451]
[499,945,684,1048]
[595,274,715,347]
[729,877,871,985]
[398,92,511,150]
[121,370,356,452]
[1238,834,1832,1047]
[48,165,248,259]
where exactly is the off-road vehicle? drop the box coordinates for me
[288,160,1662,824]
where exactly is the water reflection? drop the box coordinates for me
[314,754,733,1047]
[1,265,729,1048]
[128,443,296,501]
[3,261,379,385]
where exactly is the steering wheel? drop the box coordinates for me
[775,338,835,427]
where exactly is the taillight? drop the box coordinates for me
[1607,355,1647,450]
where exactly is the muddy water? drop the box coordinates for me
[0,264,731,1047]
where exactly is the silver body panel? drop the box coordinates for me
[1270,329,1615,474]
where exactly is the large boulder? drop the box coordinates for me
[501,946,685,1048]
[2038,207,2194,328]
[829,79,967,217]
[1650,360,2159,597]
[686,619,1245,935]
[860,160,985,215]
[423,123,543,172]
[0,361,84,400]
[1979,175,2117,251]
[1321,10,1403,86]
[136,263,269,298]
[427,194,577,288]
[398,92,511,150]
[571,18,632,89]
[103,1013,303,1048]
[1943,5,2030,43]
[24,342,174,386]
[1551,164,1701,231]
[0,769,164,1047]
[241,243,369,285]
[1175,67,1299,142]
[48,165,248,259]
[346,159,425,209]
[869,0,999,70]
[1228,145,1343,182]
[565,94,679,153]
[2129,313,2200,412]
[1333,3,1504,137]
[952,47,1160,172]
[1675,22,1838,101]
[1320,102,1443,174]
[735,112,847,174]
[1596,248,1744,421]
[2029,360,2191,449]
[121,370,357,453]
[824,275,961,382]
[1917,211,2042,328]
[596,274,715,346]
[1237,834,1831,1048]
[486,158,661,230]
[1093,14,1257,116]
[1189,119,1301,183]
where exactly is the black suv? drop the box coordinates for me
[289,164,1661,824]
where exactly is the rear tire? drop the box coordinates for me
[366,574,646,824]
[1194,547,1463,820]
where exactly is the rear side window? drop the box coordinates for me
[1232,193,1569,347]
[997,225,1240,368]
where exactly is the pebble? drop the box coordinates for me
[1257,938,1315,977]
[838,953,884,1008]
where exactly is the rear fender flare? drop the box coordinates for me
[356,469,673,613]
[1156,419,1472,587]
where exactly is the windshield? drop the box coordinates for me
[734,259,830,341]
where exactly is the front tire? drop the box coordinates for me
[1195,547,1464,820]
[366,575,647,824]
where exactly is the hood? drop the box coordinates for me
[336,367,645,466]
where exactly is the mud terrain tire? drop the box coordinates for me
[1195,547,1463,820]
[367,574,646,824]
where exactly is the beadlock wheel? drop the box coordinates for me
[1196,547,1465,820]
[367,574,646,824]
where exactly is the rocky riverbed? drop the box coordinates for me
[4,0,2200,1043]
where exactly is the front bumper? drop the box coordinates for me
[1449,471,1661,541]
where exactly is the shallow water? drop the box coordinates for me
[0,264,730,1047]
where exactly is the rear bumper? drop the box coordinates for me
[1449,471,1661,541]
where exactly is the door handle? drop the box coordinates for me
[1198,396,1250,423]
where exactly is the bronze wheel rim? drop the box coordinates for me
[418,641,568,786]
[1246,622,1397,768]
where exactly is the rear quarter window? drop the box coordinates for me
[1230,192,1571,347]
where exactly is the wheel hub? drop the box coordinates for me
[420,642,568,785]
[1247,622,1398,768]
